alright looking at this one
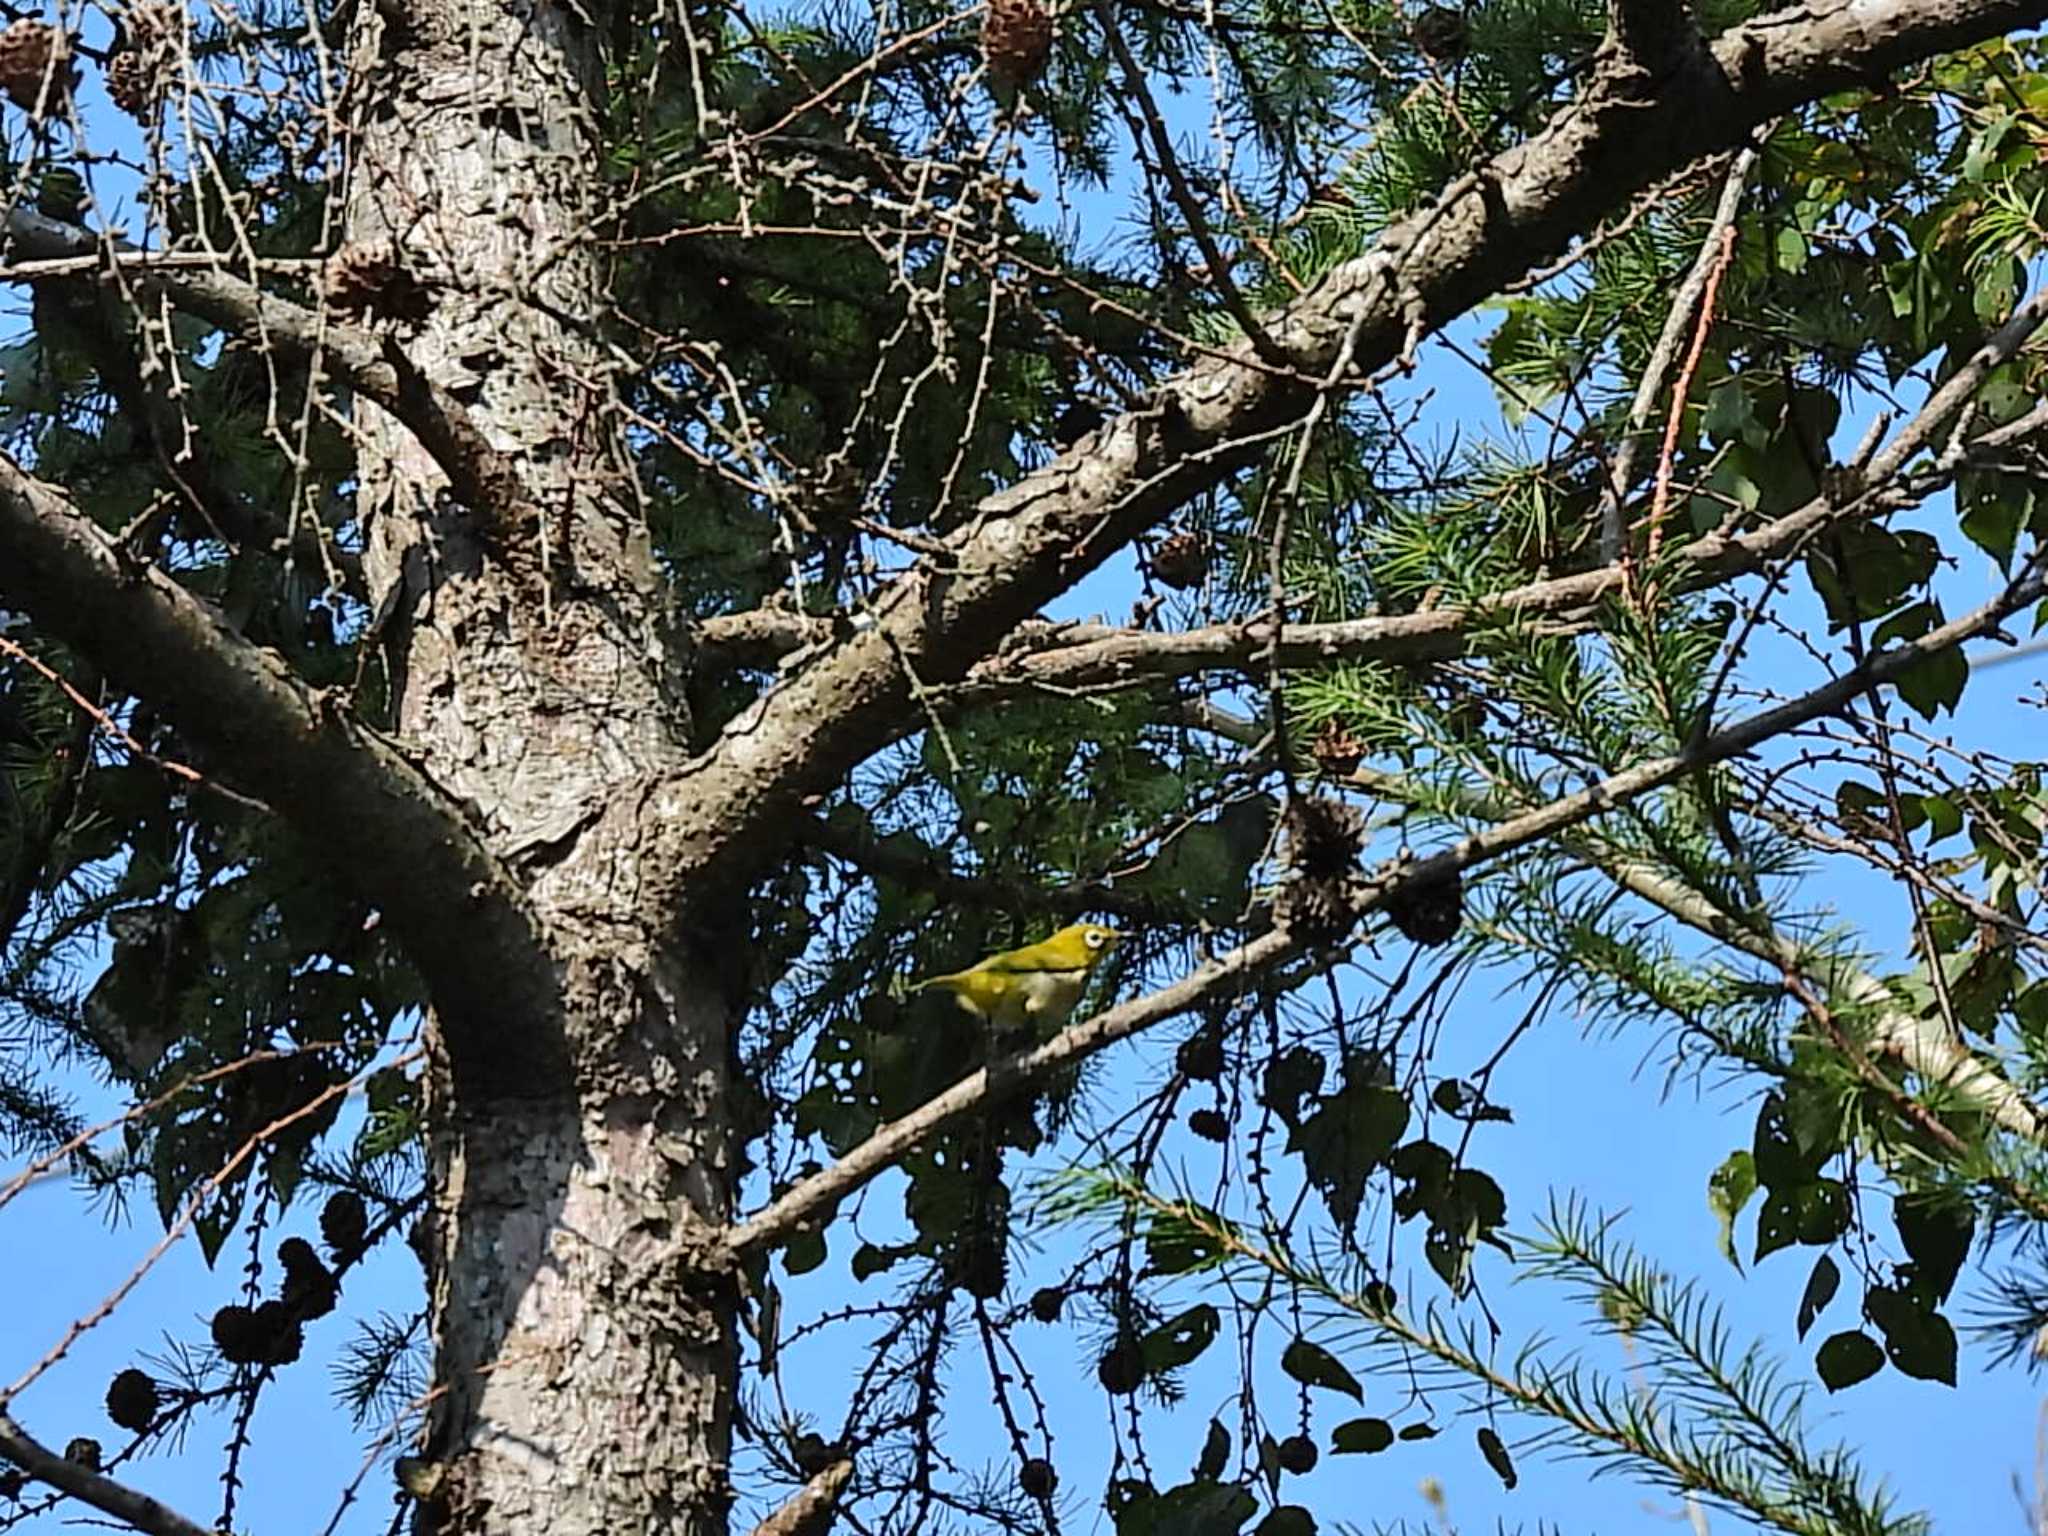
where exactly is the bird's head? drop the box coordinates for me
[1045,922,1120,970]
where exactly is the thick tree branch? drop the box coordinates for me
[645,0,2048,912]
[727,925,1303,1258]
[969,280,2048,698]
[1604,856,2048,1142]
[1608,0,1700,77]
[749,1459,855,1536]
[0,1414,216,1536]
[695,608,830,673]
[729,549,2046,1254]
[0,458,568,1094]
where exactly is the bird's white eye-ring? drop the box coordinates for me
[1086,928,1106,949]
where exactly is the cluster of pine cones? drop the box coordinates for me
[0,18,75,115]
[0,3,178,123]
[982,0,1052,87]
[106,1,181,121]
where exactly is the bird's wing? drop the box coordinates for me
[978,941,1072,974]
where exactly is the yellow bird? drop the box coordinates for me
[910,923,1121,1035]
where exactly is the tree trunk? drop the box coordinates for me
[417,970,735,1534]
[342,0,735,1527]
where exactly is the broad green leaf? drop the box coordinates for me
[1798,1254,1840,1340]
[1290,1081,1408,1230]
[1142,1305,1221,1373]
[1281,1338,1364,1401]
[1865,1286,1958,1386]
[1752,1094,1829,1190]
[782,1228,826,1276]
[1816,1330,1886,1391]
[1148,1209,1226,1275]
[1115,1480,1258,1536]
[1895,1193,1974,1305]
[1255,1508,1317,1536]
[1756,1180,1850,1262]
[1261,1047,1325,1126]
[1894,647,1967,722]
[1331,1418,1394,1454]
[1709,1149,1757,1269]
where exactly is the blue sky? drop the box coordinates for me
[5,18,2048,1536]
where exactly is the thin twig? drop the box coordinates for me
[1598,146,1758,563]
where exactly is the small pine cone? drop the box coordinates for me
[1410,5,1469,65]
[1384,866,1463,946]
[1187,1106,1228,1141]
[0,1467,23,1500]
[0,20,76,114]
[104,51,158,120]
[1284,796,1365,880]
[324,243,432,324]
[211,1303,264,1365]
[105,1368,161,1432]
[1311,720,1365,778]
[279,1237,339,1319]
[1278,873,1355,946]
[1175,1028,1225,1082]
[250,1300,305,1366]
[63,1437,102,1473]
[955,1228,1008,1300]
[320,1190,369,1257]
[121,0,182,50]
[982,0,1053,88]
[1151,529,1209,590]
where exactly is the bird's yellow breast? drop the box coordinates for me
[936,965,1089,1029]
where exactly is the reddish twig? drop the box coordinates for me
[1644,223,1739,573]
[0,1042,350,1215]
[0,633,268,812]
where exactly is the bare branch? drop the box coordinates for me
[0,1415,217,1536]
[1095,0,1289,367]
[803,814,1166,923]
[644,0,2048,911]
[730,546,2046,1256]
[696,608,831,673]
[0,457,565,1094]
[2,210,536,531]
